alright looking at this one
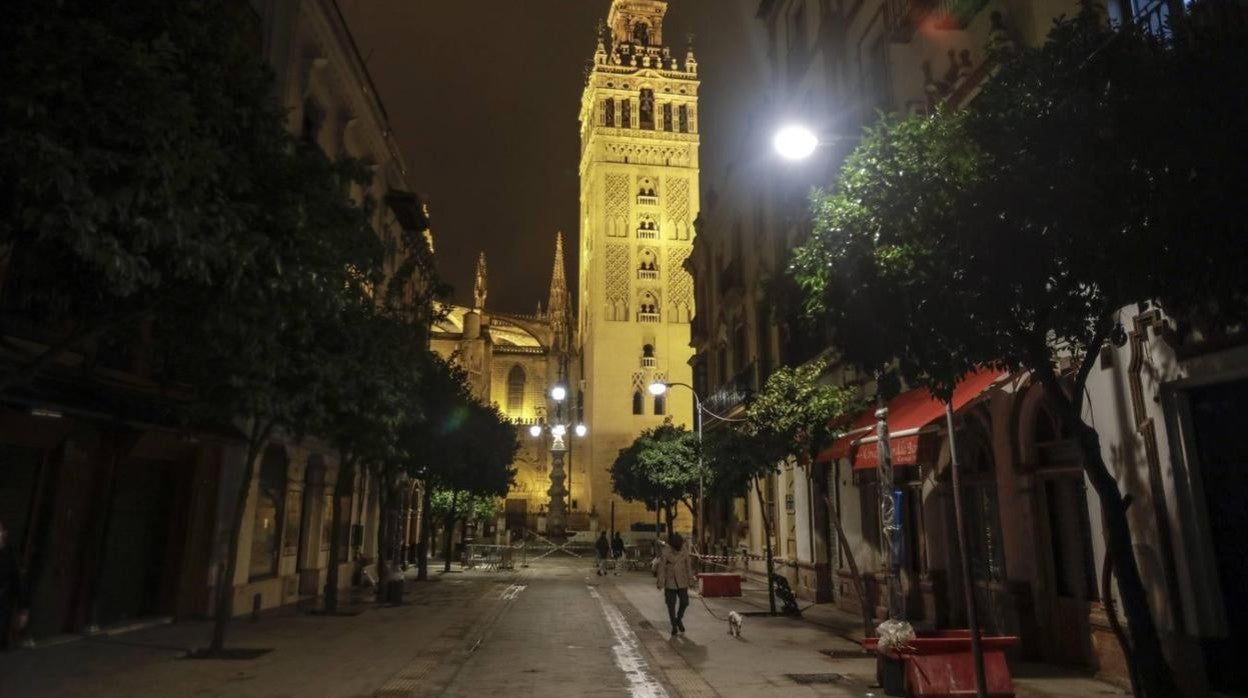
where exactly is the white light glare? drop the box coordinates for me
[773,125,819,161]
[552,424,567,437]
[575,424,588,437]
[529,425,543,438]
[550,385,568,402]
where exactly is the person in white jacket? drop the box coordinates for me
[656,532,695,636]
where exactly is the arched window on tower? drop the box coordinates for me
[507,365,526,415]
[633,22,651,46]
[678,105,690,133]
[604,98,615,127]
[621,98,632,129]
[654,393,666,416]
[663,103,673,132]
[632,389,644,415]
[640,89,655,130]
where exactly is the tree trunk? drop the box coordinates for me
[442,490,459,573]
[323,455,356,613]
[1036,368,1177,697]
[416,484,432,581]
[754,476,778,616]
[374,471,389,603]
[209,425,269,653]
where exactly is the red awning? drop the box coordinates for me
[816,368,1007,470]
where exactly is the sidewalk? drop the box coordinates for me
[610,569,1129,698]
[0,571,517,697]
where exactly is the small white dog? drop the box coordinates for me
[727,610,743,638]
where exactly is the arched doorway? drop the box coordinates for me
[1026,399,1096,666]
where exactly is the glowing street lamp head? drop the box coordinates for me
[648,382,668,397]
[528,424,542,438]
[552,424,567,437]
[575,424,588,437]
[550,385,567,402]
[773,124,819,161]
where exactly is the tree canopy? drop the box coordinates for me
[611,421,706,526]
[787,9,1248,694]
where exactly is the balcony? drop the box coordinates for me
[637,268,658,281]
[640,356,657,369]
[705,361,757,416]
[637,311,661,323]
[637,228,659,240]
[637,194,658,207]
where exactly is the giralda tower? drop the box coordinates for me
[577,0,700,532]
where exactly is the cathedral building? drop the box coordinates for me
[430,235,587,533]
[578,0,701,534]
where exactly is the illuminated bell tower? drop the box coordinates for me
[578,0,700,532]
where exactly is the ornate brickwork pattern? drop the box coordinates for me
[605,174,630,237]
[666,177,691,240]
[667,245,693,323]
[605,243,630,321]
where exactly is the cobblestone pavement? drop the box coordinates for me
[0,558,1129,697]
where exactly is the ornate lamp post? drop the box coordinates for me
[528,384,586,540]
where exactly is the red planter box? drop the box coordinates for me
[696,573,742,597]
[863,630,1021,698]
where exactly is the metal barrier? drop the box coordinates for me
[464,544,515,571]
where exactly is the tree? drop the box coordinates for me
[0,0,286,391]
[702,426,786,614]
[790,9,1248,695]
[160,123,389,654]
[745,360,869,633]
[611,422,706,532]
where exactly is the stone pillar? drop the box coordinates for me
[548,448,568,539]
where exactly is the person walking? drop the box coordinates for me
[595,531,610,576]
[656,532,694,637]
[611,531,625,575]
[0,519,30,651]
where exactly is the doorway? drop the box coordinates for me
[1187,377,1248,693]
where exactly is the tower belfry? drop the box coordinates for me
[577,0,700,531]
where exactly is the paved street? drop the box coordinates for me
[0,557,1128,697]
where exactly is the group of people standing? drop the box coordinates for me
[594,530,626,576]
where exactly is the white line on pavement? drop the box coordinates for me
[588,586,670,698]
[499,584,527,601]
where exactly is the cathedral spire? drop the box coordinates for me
[473,251,488,311]
[547,233,570,351]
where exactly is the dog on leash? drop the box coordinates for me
[727,610,743,638]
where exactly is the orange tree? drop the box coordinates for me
[791,9,1248,695]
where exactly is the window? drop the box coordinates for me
[507,365,526,415]
[632,390,644,415]
[633,21,651,46]
[250,446,287,579]
[621,99,632,128]
[678,104,689,133]
[604,98,615,127]
[663,103,673,132]
[654,394,666,416]
[640,89,655,130]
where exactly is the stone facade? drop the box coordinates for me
[578,0,701,535]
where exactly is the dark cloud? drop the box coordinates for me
[340,0,763,314]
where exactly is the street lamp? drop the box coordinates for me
[550,385,567,402]
[773,124,820,161]
[529,424,542,438]
[526,385,586,539]
[575,424,588,438]
[647,381,706,551]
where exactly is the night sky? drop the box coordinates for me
[339,0,766,315]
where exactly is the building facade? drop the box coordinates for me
[690,0,1246,693]
[578,0,701,534]
[431,237,590,535]
[0,0,430,643]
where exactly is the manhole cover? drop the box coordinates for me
[820,648,872,659]
[785,673,848,685]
